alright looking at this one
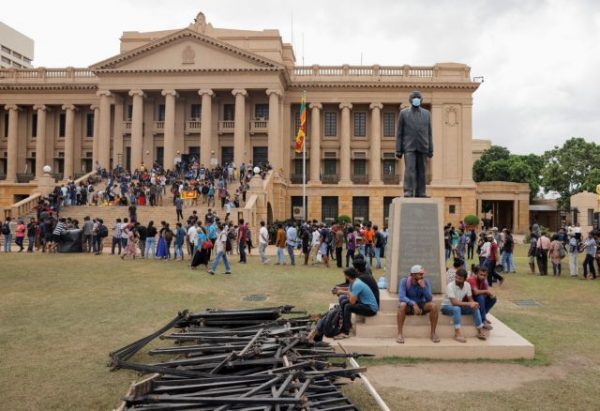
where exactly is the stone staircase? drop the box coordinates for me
[331,290,535,360]
[58,203,223,227]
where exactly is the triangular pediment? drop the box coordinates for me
[91,29,283,72]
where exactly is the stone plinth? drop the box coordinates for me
[385,197,445,294]
[333,290,534,360]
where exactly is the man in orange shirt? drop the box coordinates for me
[363,222,375,269]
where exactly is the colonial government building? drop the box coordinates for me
[0,13,530,232]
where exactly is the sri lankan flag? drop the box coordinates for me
[294,95,307,153]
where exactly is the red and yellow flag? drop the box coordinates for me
[294,95,307,153]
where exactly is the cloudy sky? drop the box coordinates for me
[3,0,600,154]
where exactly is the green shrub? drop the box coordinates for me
[464,214,479,226]
[337,214,352,225]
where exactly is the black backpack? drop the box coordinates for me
[98,224,109,238]
[2,223,10,235]
[319,305,343,338]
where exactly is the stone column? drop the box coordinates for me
[128,89,145,171]
[266,89,282,172]
[97,90,112,170]
[198,89,214,166]
[62,104,76,180]
[430,103,443,184]
[309,103,322,183]
[33,104,48,179]
[161,89,178,171]
[369,103,383,184]
[232,89,247,167]
[112,95,124,168]
[339,103,353,184]
[91,105,100,168]
[462,104,474,183]
[5,104,19,182]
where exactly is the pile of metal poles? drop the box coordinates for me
[110,306,372,410]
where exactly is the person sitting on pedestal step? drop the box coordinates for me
[396,264,440,344]
[395,90,433,198]
[441,268,488,343]
[468,265,496,330]
[332,267,379,339]
[332,255,379,306]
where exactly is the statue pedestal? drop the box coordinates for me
[333,196,535,360]
[385,197,445,294]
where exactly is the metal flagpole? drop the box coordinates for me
[302,91,307,224]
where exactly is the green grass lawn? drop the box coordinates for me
[1,245,599,410]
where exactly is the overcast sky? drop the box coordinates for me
[3,0,600,154]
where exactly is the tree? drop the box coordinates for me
[473,145,542,199]
[540,138,600,209]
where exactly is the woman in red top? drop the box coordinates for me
[15,219,26,252]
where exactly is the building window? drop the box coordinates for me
[255,104,269,120]
[383,112,396,137]
[322,196,339,223]
[156,147,164,166]
[157,104,165,121]
[86,113,94,137]
[221,146,233,165]
[125,105,132,121]
[3,112,8,137]
[1,45,10,53]
[449,205,456,214]
[324,112,337,137]
[58,113,66,137]
[32,113,37,138]
[588,209,594,226]
[324,159,337,176]
[353,159,366,176]
[253,146,268,165]
[223,104,235,121]
[352,197,370,224]
[190,104,201,120]
[293,111,301,134]
[383,159,396,176]
[353,112,366,137]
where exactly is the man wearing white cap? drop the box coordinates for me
[396,264,440,344]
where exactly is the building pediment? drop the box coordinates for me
[90,29,283,73]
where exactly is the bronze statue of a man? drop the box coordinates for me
[395,90,433,197]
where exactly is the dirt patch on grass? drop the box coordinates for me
[367,363,566,393]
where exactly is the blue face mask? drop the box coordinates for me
[411,98,421,107]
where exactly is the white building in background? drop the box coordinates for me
[0,22,34,69]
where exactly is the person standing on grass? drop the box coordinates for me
[335,225,345,268]
[174,222,186,261]
[15,219,25,252]
[2,217,12,252]
[145,221,157,259]
[258,220,270,264]
[582,232,597,280]
[441,268,488,343]
[485,232,504,285]
[82,216,93,253]
[275,223,286,265]
[121,224,138,260]
[549,234,564,276]
[536,231,551,276]
[319,224,330,268]
[467,229,476,260]
[209,223,231,275]
[346,226,357,268]
[568,234,580,278]
[111,218,122,255]
[286,223,297,266]
[237,218,247,264]
[26,217,37,253]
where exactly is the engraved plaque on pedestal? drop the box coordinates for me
[385,197,445,294]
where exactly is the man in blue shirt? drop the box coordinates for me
[396,264,440,344]
[285,223,297,266]
[334,267,379,339]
